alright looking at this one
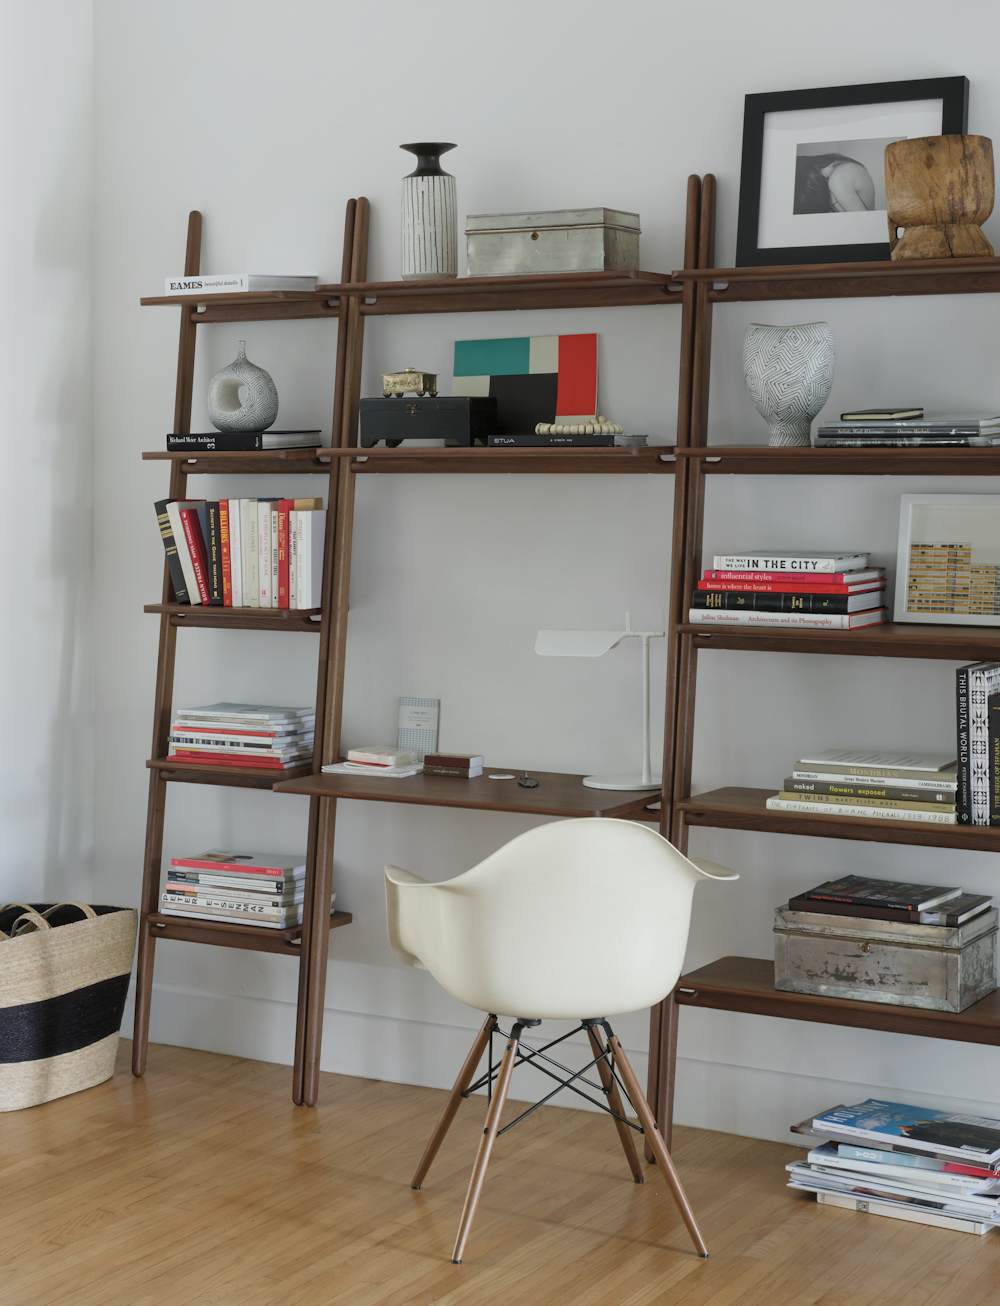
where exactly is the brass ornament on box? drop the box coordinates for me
[885,134,995,260]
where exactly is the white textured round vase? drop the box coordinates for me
[743,321,834,447]
[400,142,457,280]
[207,340,279,432]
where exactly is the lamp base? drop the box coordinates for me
[582,772,662,792]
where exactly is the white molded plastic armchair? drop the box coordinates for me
[385,817,738,1263]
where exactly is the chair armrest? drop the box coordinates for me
[689,857,740,882]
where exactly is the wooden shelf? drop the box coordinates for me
[144,603,322,632]
[316,270,680,315]
[674,256,1000,302]
[143,449,334,475]
[678,786,997,851]
[676,956,1000,1045]
[274,767,658,819]
[332,445,675,474]
[139,290,342,324]
[679,620,1000,660]
[147,909,351,955]
[676,445,1000,476]
[146,758,314,789]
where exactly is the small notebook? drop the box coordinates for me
[397,696,439,759]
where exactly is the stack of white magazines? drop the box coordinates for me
[789,1099,1000,1235]
[323,745,422,779]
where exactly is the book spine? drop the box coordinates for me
[218,499,233,607]
[786,896,918,923]
[171,857,304,875]
[277,501,292,609]
[991,696,1000,826]
[704,569,872,584]
[290,511,303,609]
[777,790,950,813]
[969,665,1000,825]
[793,766,956,789]
[164,275,250,294]
[784,778,951,804]
[812,1191,988,1235]
[178,507,211,603]
[241,499,260,608]
[257,500,273,608]
[304,510,325,608]
[697,580,880,595]
[766,796,956,824]
[486,434,615,447]
[162,891,297,913]
[154,499,190,604]
[688,608,884,629]
[270,505,280,608]
[165,501,201,604]
[692,592,865,613]
[711,555,862,573]
[205,502,223,604]
[423,766,481,777]
[169,874,301,894]
[228,498,243,606]
[166,433,265,451]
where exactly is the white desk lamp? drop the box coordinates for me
[534,613,665,791]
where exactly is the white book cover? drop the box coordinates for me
[688,608,885,630]
[174,703,315,722]
[291,509,326,608]
[712,552,869,573]
[766,796,956,824]
[290,510,301,609]
[241,499,260,608]
[226,498,243,606]
[164,501,202,605]
[257,500,275,608]
[797,749,957,773]
[808,1189,991,1234]
[164,274,318,294]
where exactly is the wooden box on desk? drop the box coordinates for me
[773,906,998,1013]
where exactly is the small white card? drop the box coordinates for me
[397,696,439,759]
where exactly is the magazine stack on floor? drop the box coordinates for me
[167,703,315,772]
[160,850,333,930]
[690,552,886,630]
[789,1099,1000,1234]
[767,750,958,824]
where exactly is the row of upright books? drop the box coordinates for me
[689,552,885,631]
[790,1098,1000,1235]
[160,849,334,931]
[154,497,325,609]
[167,702,314,773]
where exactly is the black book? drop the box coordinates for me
[487,434,615,448]
[205,502,223,605]
[166,430,322,452]
[154,498,189,604]
[787,893,991,926]
[691,591,881,614]
[782,777,952,804]
[990,693,1000,826]
[957,664,973,824]
[796,874,960,912]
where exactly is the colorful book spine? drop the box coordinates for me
[692,592,881,613]
[277,501,292,609]
[178,507,211,603]
[228,498,243,606]
[154,499,190,604]
[218,499,233,607]
[205,502,223,605]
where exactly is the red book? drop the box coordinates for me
[277,500,293,609]
[943,1161,997,1178]
[168,750,288,769]
[697,580,884,596]
[218,500,233,607]
[178,508,211,603]
[703,568,883,586]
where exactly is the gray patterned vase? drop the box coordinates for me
[207,340,279,432]
[400,142,457,280]
[743,321,834,447]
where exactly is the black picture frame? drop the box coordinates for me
[735,76,969,267]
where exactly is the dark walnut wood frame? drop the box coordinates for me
[135,179,707,1108]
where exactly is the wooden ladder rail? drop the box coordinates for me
[132,204,363,1105]
[297,197,370,1106]
[646,174,717,1152]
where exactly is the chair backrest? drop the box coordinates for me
[385,818,736,1020]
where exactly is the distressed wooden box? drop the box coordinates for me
[465,208,640,277]
[774,906,998,1012]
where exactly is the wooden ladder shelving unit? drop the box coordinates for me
[651,199,1000,1142]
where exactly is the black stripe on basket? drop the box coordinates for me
[0,973,131,1064]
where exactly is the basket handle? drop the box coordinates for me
[1,901,98,938]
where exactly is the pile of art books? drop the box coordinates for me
[160,850,333,931]
[690,552,886,631]
[167,703,314,772]
[322,745,422,779]
[816,411,1000,448]
[789,1099,1000,1234]
[767,749,958,825]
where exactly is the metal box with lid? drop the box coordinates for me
[773,905,998,1013]
[465,208,641,277]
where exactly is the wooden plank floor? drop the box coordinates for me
[3,1043,1000,1305]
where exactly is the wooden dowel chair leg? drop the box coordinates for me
[411,1014,497,1191]
[608,1031,709,1258]
[451,1021,522,1265]
[586,1024,644,1184]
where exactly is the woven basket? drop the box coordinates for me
[0,903,137,1111]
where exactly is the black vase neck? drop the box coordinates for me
[400,142,456,177]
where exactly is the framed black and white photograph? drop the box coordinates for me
[895,493,1000,627]
[736,77,969,266]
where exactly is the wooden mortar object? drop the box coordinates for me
[885,134,995,259]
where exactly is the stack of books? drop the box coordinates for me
[788,1098,1000,1235]
[690,553,886,630]
[786,874,991,926]
[816,410,1000,448]
[322,745,421,779]
[167,703,315,772]
[956,661,1000,825]
[767,749,958,824]
[423,752,485,778]
[154,497,325,609]
[159,850,332,931]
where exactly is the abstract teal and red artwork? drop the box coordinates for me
[452,333,597,433]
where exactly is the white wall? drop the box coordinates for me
[0,2,94,906]
[90,0,1000,1141]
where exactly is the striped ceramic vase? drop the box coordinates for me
[400,142,457,280]
[0,903,136,1111]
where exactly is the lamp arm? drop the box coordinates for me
[640,633,651,786]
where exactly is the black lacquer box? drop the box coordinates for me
[358,396,497,448]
